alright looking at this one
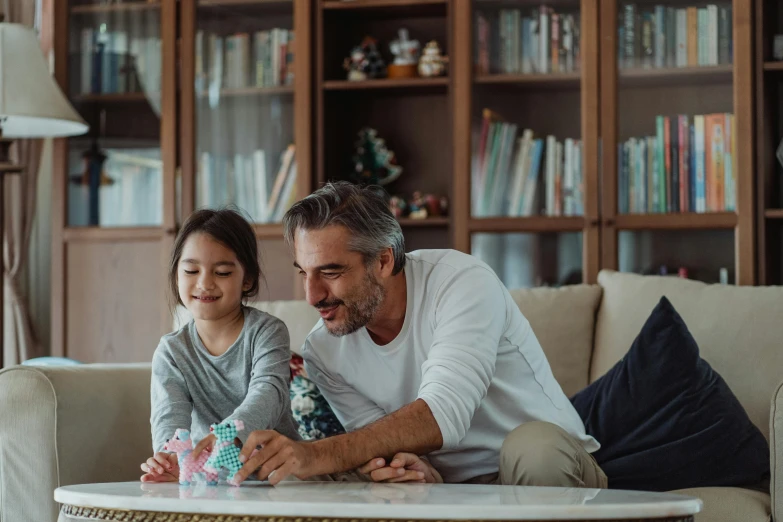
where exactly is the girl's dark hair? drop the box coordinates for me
[169,208,262,307]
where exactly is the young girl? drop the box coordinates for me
[140,208,300,483]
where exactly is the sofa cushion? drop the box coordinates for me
[0,364,152,522]
[572,296,769,491]
[593,270,783,441]
[508,284,602,397]
[671,487,771,522]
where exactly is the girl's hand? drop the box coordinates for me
[140,452,179,482]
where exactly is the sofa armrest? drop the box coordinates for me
[0,364,152,522]
[772,379,783,522]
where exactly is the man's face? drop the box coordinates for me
[293,226,386,336]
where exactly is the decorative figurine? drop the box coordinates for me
[351,127,402,186]
[408,191,428,219]
[418,40,449,77]
[343,36,387,81]
[389,195,407,218]
[424,193,445,217]
[388,28,420,78]
[439,195,449,216]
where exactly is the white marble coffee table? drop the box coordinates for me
[55,481,702,521]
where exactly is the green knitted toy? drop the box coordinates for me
[203,419,245,486]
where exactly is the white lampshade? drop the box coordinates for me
[0,23,88,138]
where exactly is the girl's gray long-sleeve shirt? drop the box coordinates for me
[150,306,301,453]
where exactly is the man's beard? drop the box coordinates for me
[320,271,386,337]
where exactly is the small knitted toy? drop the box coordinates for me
[164,429,218,486]
[204,419,246,486]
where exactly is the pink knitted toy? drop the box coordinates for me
[164,428,218,486]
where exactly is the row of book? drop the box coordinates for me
[195,29,294,97]
[473,109,584,218]
[618,3,732,69]
[68,149,163,227]
[196,145,297,224]
[475,7,581,75]
[618,113,736,215]
[75,27,161,95]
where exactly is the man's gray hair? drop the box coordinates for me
[282,181,406,274]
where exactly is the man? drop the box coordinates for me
[229,181,605,488]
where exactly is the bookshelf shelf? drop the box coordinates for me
[72,93,156,104]
[198,86,294,99]
[618,65,733,87]
[322,0,446,10]
[474,72,580,88]
[323,77,449,91]
[398,217,450,227]
[197,0,294,16]
[468,216,584,234]
[765,209,783,219]
[763,61,783,72]
[71,1,159,14]
[199,0,292,6]
[62,227,165,243]
[612,212,737,231]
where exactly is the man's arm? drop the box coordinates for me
[308,398,442,475]
[233,398,442,484]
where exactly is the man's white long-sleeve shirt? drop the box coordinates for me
[301,249,599,483]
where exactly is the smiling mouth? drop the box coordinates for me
[194,295,220,302]
[317,304,340,319]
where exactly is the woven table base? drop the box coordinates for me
[61,505,695,522]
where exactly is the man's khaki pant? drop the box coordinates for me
[471,421,608,488]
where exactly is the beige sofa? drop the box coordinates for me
[0,270,780,522]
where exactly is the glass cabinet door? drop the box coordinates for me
[192,0,297,224]
[608,0,739,283]
[67,1,163,228]
[468,0,596,287]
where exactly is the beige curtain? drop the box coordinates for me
[2,0,45,366]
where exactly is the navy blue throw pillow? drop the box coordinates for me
[570,296,769,491]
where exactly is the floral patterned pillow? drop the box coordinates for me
[289,354,346,440]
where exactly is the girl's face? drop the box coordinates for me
[177,232,250,322]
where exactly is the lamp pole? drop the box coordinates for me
[0,122,24,369]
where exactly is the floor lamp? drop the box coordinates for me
[0,23,88,368]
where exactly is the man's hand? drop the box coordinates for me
[140,452,179,483]
[234,430,316,486]
[192,433,217,460]
[359,453,443,484]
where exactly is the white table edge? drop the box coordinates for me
[54,482,703,521]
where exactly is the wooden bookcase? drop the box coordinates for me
[50,0,760,362]
[51,0,311,362]
[756,0,783,284]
